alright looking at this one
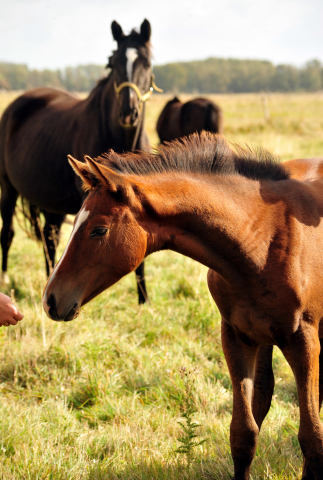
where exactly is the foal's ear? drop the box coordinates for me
[84,156,139,206]
[84,155,123,193]
[68,155,94,191]
[111,21,124,43]
[140,19,151,43]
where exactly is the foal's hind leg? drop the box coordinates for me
[0,180,18,284]
[301,338,323,480]
[283,327,323,479]
[135,261,148,304]
[252,345,275,429]
[43,212,66,275]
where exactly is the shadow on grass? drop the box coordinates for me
[85,457,232,480]
[16,457,232,480]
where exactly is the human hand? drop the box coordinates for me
[0,292,24,327]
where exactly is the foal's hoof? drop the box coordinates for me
[0,272,10,285]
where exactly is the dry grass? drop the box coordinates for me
[0,90,322,479]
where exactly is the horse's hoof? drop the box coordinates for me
[0,272,10,285]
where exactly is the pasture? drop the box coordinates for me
[0,90,323,479]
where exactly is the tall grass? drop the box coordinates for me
[0,91,322,479]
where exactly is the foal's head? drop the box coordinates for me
[43,155,148,322]
[108,19,152,127]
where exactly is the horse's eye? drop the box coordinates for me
[90,227,108,237]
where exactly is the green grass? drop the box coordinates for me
[0,91,322,479]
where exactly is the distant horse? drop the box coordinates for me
[0,19,160,304]
[156,96,223,142]
[43,132,323,479]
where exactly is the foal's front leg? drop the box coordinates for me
[221,319,260,480]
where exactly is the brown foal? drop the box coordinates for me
[43,133,323,479]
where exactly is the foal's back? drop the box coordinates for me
[284,157,323,182]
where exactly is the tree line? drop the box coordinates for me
[0,58,322,93]
[0,63,105,92]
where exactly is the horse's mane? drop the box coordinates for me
[99,132,290,182]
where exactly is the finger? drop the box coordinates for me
[0,318,11,326]
[8,304,18,316]
[13,312,24,321]
[0,293,12,303]
[0,316,18,326]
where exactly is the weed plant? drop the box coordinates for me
[175,367,207,476]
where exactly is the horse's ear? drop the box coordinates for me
[68,155,95,191]
[140,19,151,43]
[111,21,124,43]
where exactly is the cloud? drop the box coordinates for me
[0,0,322,69]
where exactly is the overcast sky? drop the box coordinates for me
[1,0,322,70]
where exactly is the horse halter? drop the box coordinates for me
[114,73,163,128]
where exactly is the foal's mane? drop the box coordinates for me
[99,132,290,182]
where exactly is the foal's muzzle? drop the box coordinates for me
[46,293,79,322]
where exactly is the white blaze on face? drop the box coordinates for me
[47,207,90,286]
[126,48,138,82]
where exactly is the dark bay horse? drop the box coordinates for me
[43,132,323,479]
[0,19,158,303]
[156,96,223,142]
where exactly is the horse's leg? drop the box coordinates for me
[135,261,148,304]
[221,319,260,480]
[301,338,323,480]
[132,124,149,305]
[252,345,275,429]
[43,212,65,276]
[0,180,18,284]
[282,326,323,480]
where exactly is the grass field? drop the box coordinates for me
[0,90,322,479]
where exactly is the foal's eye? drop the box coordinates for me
[90,227,109,237]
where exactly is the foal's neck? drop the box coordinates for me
[140,173,280,287]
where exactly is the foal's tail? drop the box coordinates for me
[204,102,224,134]
[19,198,43,241]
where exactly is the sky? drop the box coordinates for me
[0,0,322,70]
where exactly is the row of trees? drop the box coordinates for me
[154,58,323,93]
[1,58,322,93]
[0,64,105,92]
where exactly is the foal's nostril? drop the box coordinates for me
[47,293,57,316]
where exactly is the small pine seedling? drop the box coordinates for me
[175,366,207,473]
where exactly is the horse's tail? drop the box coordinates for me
[204,102,224,134]
[19,198,43,241]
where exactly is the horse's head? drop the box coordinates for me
[108,19,153,128]
[42,154,148,322]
